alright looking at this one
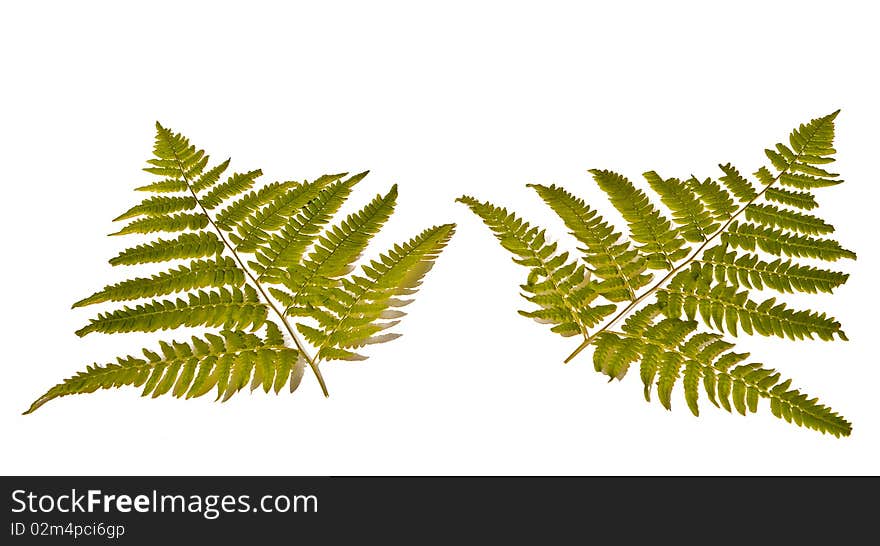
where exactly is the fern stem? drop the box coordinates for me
[171,155,329,397]
[564,117,834,363]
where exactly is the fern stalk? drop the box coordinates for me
[169,144,329,396]
[564,111,839,363]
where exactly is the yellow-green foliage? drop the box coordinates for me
[459,111,854,437]
[27,124,454,413]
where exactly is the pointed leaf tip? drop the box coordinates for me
[381,184,399,202]
[23,394,49,415]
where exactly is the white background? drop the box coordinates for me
[1,1,877,475]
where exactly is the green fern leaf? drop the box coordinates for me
[699,245,847,294]
[779,172,843,189]
[213,181,297,230]
[589,169,688,269]
[135,178,189,193]
[25,324,302,414]
[109,212,209,236]
[300,224,456,361]
[28,123,453,413]
[113,195,197,221]
[150,122,208,179]
[75,286,268,337]
[280,185,399,313]
[190,159,231,193]
[109,232,224,266]
[249,175,360,280]
[528,183,651,302]
[764,187,818,210]
[744,203,834,235]
[230,173,352,252]
[73,257,245,308]
[718,163,757,202]
[200,170,262,210]
[457,196,616,337]
[600,315,850,436]
[659,265,845,341]
[301,185,397,278]
[643,171,718,242]
[687,176,738,221]
[723,221,856,261]
[459,111,856,436]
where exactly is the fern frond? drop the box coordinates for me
[281,185,399,312]
[230,172,354,252]
[150,122,209,179]
[249,176,359,279]
[109,212,208,236]
[659,265,845,340]
[190,159,231,193]
[456,196,615,337]
[113,195,197,221]
[135,179,189,193]
[593,317,850,436]
[764,187,818,210]
[744,203,834,235]
[30,123,453,412]
[589,169,688,269]
[643,171,718,242]
[200,170,262,209]
[778,172,843,189]
[778,110,838,164]
[699,245,848,295]
[529,183,651,302]
[73,257,245,308]
[687,176,738,221]
[214,181,298,230]
[109,232,224,266]
[723,221,856,261]
[299,224,456,361]
[459,111,856,436]
[718,163,757,202]
[300,184,397,279]
[75,286,268,337]
[25,324,303,414]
